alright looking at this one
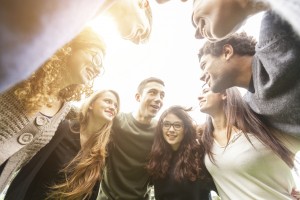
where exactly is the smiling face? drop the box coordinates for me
[162,113,184,151]
[136,81,165,119]
[66,47,104,86]
[107,0,152,44]
[199,53,236,93]
[89,91,119,122]
[192,0,248,41]
[198,87,225,116]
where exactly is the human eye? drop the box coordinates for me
[200,62,206,70]
[103,99,112,104]
[160,92,165,99]
[162,122,171,128]
[174,123,183,129]
[148,90,157,95]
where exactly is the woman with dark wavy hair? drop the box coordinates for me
[198,86,300,199]
[0,27,106,193]
[147,106,216,200]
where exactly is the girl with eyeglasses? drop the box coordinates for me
[147,106,216,200]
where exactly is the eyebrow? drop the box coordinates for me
[200,61,206,70]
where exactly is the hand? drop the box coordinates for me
[291,188,300,200]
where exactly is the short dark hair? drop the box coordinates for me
[198,32,257,61]
[137,77,165,93]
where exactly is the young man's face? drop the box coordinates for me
[136,81,165,119]
[192,0,246,41]
[199,53,236,93]
[108,0,151,44]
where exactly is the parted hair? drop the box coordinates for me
[47,90,120,200]
[201,87,295,168]
[147,106,208,182]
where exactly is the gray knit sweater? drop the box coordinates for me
[0,89,71,192]
[244,11,300,137]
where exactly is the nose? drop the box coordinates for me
[195,27,204,39]
[194,18,205,39]
[168,125,175,131]
[136,26,150,44]
[200,71,207,82]
[108,104,117,114]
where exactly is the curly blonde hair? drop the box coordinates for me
[14,27,106,114]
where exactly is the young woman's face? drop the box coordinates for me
[89,91,118,122]
[162,113,184,151]
[107,0,151,44]
[192,0,246,41]
[66,47,104,86]
[198,87,224,116]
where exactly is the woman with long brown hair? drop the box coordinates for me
[198,86,300,199]
[147,106,216,200]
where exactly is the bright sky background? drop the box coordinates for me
[89,1,263,124]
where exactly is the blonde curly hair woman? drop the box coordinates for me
[0,27,106,193]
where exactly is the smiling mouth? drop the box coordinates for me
[86,68,95,80]
[199,100,206,107]
[167,133,177,139]
[105,110,115,117]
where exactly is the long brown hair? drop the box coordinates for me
[14,27,106,114]
[47,90,120,200]
[201,87,295,168]
[147,106,208,182]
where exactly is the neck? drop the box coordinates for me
[80,118,106,146]
[132,111,153,125]
[211,113,227,133]
[234,56,253,89]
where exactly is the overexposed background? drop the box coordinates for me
[89,1,262,124]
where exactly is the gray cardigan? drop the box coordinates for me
[0,89,71,192]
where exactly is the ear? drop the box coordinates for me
[222,44,234,61]
[221,92,227,101]
[135,93,141,102]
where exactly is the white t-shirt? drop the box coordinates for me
[205,131,300,200]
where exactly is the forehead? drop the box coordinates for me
[143,81,165,91]
[96,92,117,102]
[199,54,212,69]
[163,113,181,121]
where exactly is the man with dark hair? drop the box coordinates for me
[198,27,300,138]
[98,77,165,200]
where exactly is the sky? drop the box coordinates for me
[88,1,263,124]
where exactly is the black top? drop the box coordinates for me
[153,152,216,200]
[5,120,99,200]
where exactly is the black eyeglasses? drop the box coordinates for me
[162,122,184,131]
[86,49,105,76]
